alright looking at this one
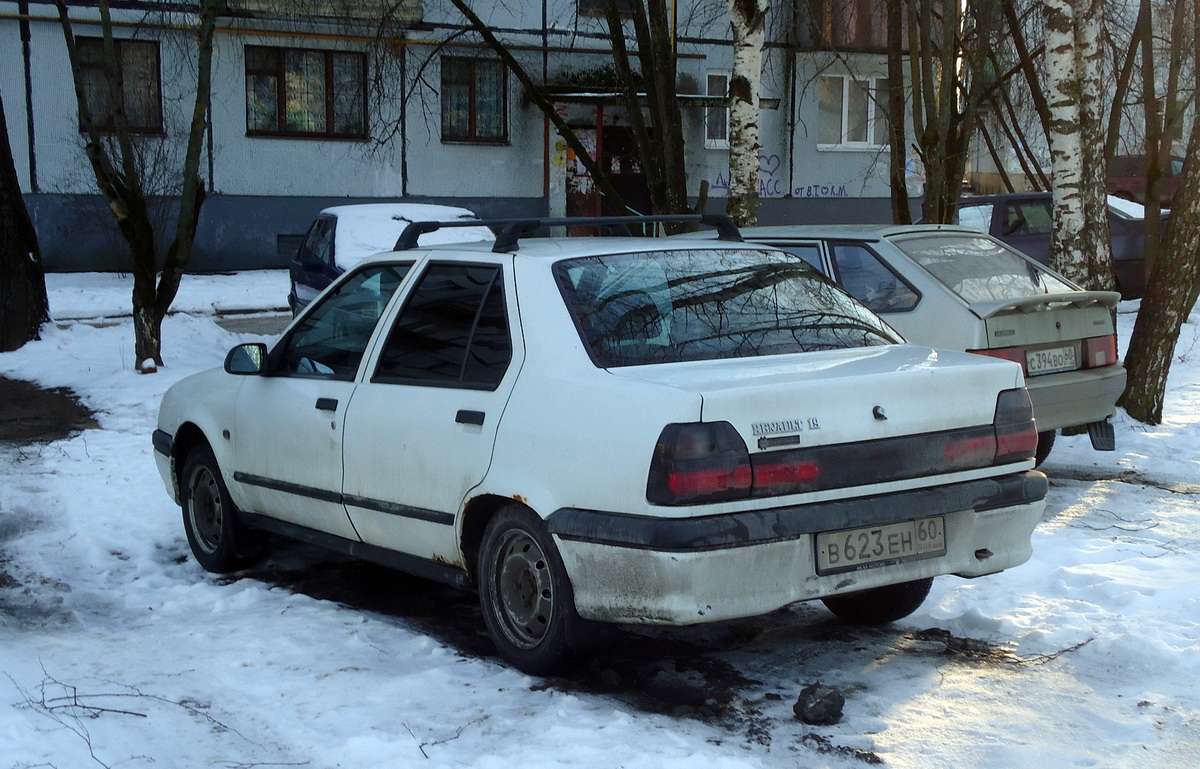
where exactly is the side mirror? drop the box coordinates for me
[224,343,268,375]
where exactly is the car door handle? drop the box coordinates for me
[315,398,338,412]
[456,410,485,426]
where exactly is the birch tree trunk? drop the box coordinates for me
[726,0,767,227]
[1075,0,1116,291]
[1043,0,1114,291]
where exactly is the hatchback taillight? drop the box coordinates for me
[1081,335,1119,369]
[993,388,1038,464]
[646,422,752,505]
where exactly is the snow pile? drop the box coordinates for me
[1,275,1198,768]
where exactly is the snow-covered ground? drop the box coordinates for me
[1,270,1198,768]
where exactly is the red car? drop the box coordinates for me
[1107,155,1184,207]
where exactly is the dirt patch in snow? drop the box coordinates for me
[0,376,98,443]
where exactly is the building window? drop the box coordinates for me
[77,37,162,133]
[806,0,888,51]
[441,57,508,144]
[705,72,730,150]
[818,75,888,149]
[577,0,634,16]
[245,45,366,139]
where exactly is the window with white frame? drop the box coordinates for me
[705,71,730,149]
[817,75,888,149]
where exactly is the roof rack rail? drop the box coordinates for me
[392,214,742,253]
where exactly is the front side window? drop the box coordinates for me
[829,243,919,313]
[77,37,162,133]
[555,249,900,368]
[441,57,508,143]
[374,264,512,389]
[818,75,888,149]
[891,234,1077,304]
[705,72,730,149]
[277,264,410,379]
[245,45,366,139]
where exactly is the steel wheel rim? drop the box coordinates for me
[187,466,224,554]
[491,529,554,650]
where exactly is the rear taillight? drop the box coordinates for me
[1081,335,1118,369]
[993,388,1038,464]
[649,395,1038,506]
[646,422,752,505]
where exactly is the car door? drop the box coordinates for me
[231,263,412,539]
[340,259,522,565]
[993,198,1053,264]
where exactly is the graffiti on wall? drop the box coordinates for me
[709,154,850,198]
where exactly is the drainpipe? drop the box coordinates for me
[19,0,37,192]
[400,38,409,196]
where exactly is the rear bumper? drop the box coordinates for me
[1025,364,1126,432]
[548,471,1046,625]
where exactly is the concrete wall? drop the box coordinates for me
[27,193,547,272]
[6,0,911,273]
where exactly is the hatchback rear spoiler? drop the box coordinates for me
[971,290,1121,319]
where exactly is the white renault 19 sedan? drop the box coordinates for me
[154,215,1048,674]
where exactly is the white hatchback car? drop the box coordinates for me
[738,224,1127,464]
[155,215,1048,673]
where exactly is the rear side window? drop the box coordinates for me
[891,234,1077,304]
[373,263,511,389]
[296,216,335,267]
[555,248,900,368]
[774,243,824,271]
[829,243,919,313]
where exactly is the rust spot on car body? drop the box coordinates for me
[512,494,528,505]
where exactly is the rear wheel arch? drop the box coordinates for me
[460,494,518,583]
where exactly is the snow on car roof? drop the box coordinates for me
[325,203,495,271]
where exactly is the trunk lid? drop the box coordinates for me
[610,345,1024,452]
[975,291,1118,350]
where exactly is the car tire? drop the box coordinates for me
[821,577,934,625]
[478,504,579,675]
[180,445,266,573]
[1035,430,1056,466]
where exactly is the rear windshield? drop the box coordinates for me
[554,248,901,368]
[890,233,1077,304]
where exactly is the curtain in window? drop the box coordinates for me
[818,76,843,144]
[285,50,327,133]
[332,53,364,135]
[474,61,504,139]
[246,46,280,132]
